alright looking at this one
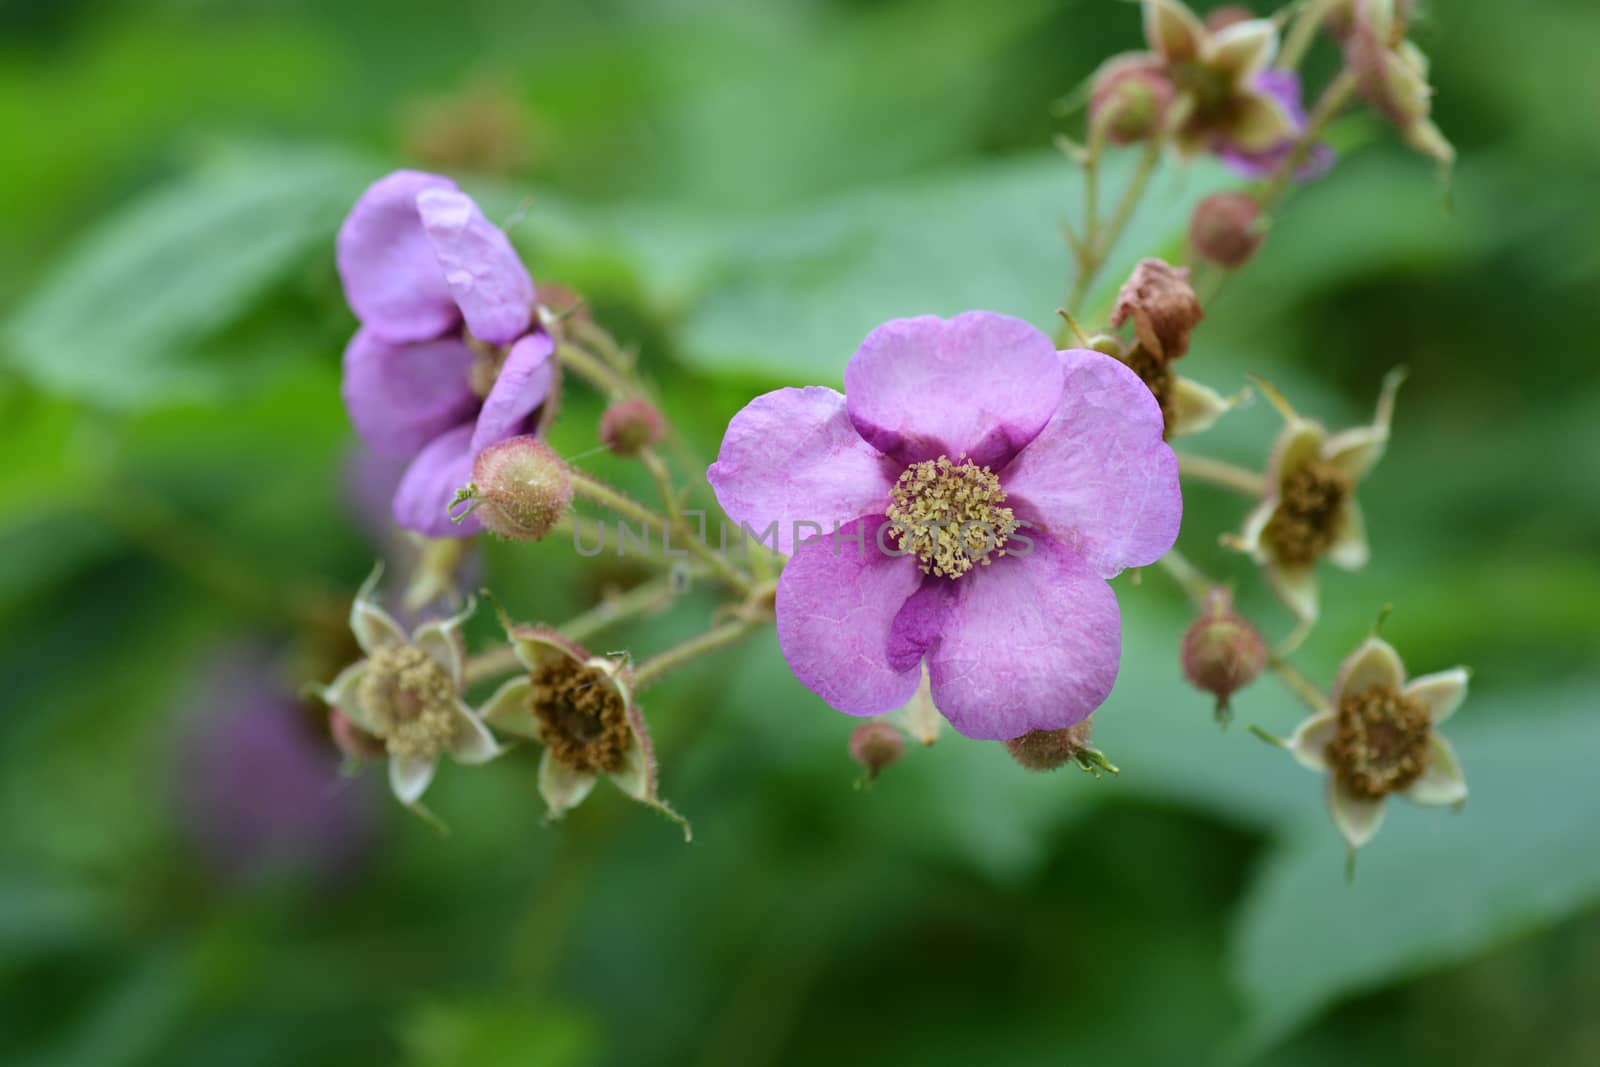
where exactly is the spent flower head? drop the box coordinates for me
[1282,634,1469,850]
[478,622,689,838]
[1342,0,1454,168]
[708,312,1181,741]
[314,567,500,810]
[337,170,557,538]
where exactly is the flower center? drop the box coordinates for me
[466,336,509,399]
[1263,459,1350,566]
[1326,683,1431,799]
[531,657,632,774]
[885,456,1018,579]
[358,645,461,762]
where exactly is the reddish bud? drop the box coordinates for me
[1089,54,1173,145]
[1190,192,1264,268]
[1005,721,1118,776]
[456,435,572,541]
[849,720,905,782]
[1204,5,1256,32]
[1181,588,1268,723]
[599,398,666,457]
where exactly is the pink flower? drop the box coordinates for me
[708,312,1181,740]
[337,170,553,538]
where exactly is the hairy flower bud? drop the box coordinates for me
[599,397,666,457]
[1089,54,1173,145]
[1110,258,1204,361]
[1190,192,1264,268]
[849,720,905,782]
[1005,721,1118,777]
[1181,588,1268,722]
[455,435,572,541]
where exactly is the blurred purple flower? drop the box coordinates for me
[337,170,553,538]
[176,647,379,886]
[1217,70,1335,182]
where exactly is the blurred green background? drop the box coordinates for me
[3,0,1599,1064]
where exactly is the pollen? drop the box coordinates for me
[1326,684,1432,800]
[885,456,1018,579]
[1263,459,1350,566]
[359,645,462,762]
[531,657,632,774]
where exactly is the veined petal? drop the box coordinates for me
[926,536,1121,741]
[448,703,501,765]
[1332,636,1406,707]
[1002,348,1180,578]
[390,755,438,806]
[843,312,1064,470]
[470,332,554,452]
[538,749,597,818]
[1404,667,1470,725]
[1286,711,1338,773]
[774,518,926,715]
[1204,18,1279,81]
[1266,558,1319,624]
[1142,0,1205,63]
[417,187,535,345]
[479,676,539,738]
[394,425,479,538]
[340,330,476,459]
[1326,499,1370,571]
[1328,777,1387,848]
[708,387,898,556]
[413,597,476,689]
[337,170,460,343]
[351,564,408,654]
[1401,734,1467,806]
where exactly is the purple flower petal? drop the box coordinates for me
[708,386,900,556]
[886,580,954,673]
[341,328,477,459]
[926,536,1121,740]
[1002,349,1181,578]
[775,517,926,714]
[418,187,535,345]
[470,331,554,452]
[844,312,1065,470]
[394,424,479,538]
[337,171,461,343]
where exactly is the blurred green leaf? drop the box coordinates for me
[1230,683,1600,1056]
[3,145,368,409]
[401,1000,593,1067]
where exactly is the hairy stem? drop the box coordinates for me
[1257,69,1358,217]
[1278,0,1343,72]
[1177,452,1267,497]
[631,617,765,691]
[640,448,754,593]
[1156,548,1214,609]
[1056,137,1162,342]
[1270,655,1331,715]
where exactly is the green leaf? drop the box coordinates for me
[401,1000,594,1067]
[3,144,369,409]
[1230,683,1600,1055]
[676,151,1236,380]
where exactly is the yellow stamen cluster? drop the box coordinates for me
[1264,459,1350,566]
[1327,684,1431,800]
[531,657,632,774]
[358,645,461,762]
[885,456,1018,579]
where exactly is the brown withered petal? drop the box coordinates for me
[1110,258,1205,362]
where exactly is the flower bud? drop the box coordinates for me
[1110,258,1204,362]
[457,435,572,541]
[1084,332,1126,359]
[1181,588,1268,722]
[1189,192,1264,268]
[1204,5,1255,32]
[599,397,665,457]
[1089,54,1173,145]
[1005,721,1118,776]
[849,720,905,782]
[328,707,387,760]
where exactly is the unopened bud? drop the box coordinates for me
[1204,5,1255,32]
[1085,332,1126,359]
[1181,588,1268,724]
[452,435,572,541]
[849,720,904,783]
[1089,54,1173,145]
[329,707,386,760]
[1190,192,1264,268]
[599,397,665,457]
[1005,721,1119,777]
[1110,258,1204,361]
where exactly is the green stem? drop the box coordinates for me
[1056,137,1162,342]
[1155,548,1214,610]
[640,449,754,593]
[1278,0,1342,72]
[631,617,764,691]
[1270,655,1331,715]
[1177,452,1267,497]
[568,469,672,542]
[556,342,630,399]
[1257,69,1358,218]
